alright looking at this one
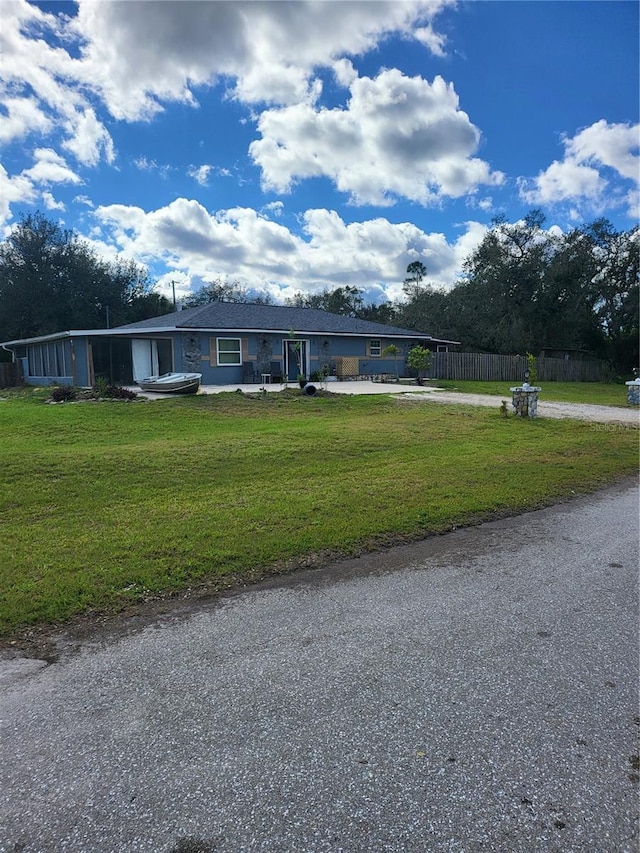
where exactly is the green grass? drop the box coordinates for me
[429,379,631,407]
[0,388,637,634]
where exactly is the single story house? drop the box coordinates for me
[1,302,458,387]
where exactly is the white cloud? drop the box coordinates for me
[42,191,65,211]
[567,120,639,182]
[91,199,484,300]
[73,194,94,208]
[22,148,82,186]
[0,0,461,227]
[413,23,448,57]
[262,201,284,217]
[70,0,454,116]
[0,1,105,155]
[520,159,605,205]
[0,148,79,228]
[625,185,640,223]
[62,107,115,167]
[134,156,158,172]
[332,59,358,90]
[0,96,52,143]
[0,165,37,229]
[250,70,504,206]
[188,164,213,186]
[519,120,639,217]
[133,156,172,180]
[0,0,455,163]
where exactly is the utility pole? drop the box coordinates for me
[172,281,177,311]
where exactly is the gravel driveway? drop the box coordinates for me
[399,389,640,425]
[191,381,640,426]
[1,481,638,853]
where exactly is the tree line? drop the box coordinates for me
[1,209,637,370]
[0,212,171,344]
[287,211,639,371]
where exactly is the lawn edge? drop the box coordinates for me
[2,472,637,660]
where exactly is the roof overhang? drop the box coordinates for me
[116,326,458,344]
[2,327,460,347]
[0,328,165,347]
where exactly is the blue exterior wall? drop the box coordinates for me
[15,330,436,386]
[191,331,417,384]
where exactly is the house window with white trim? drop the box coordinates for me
[369,339,381,357]
[217,338,242,365]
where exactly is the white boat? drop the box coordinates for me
[137,372,202,394]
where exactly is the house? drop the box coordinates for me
[1,302,458,387]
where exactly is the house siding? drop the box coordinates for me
[15,331,432,386]
[196,332,417,383]
[1,304,455,387]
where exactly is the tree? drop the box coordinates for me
[587,220,639,370]
[323,285,364,317]
[403,261,428,300]
[382,343,400,381]
[406,346,432,385]
[285,286,396,324]
[448,210,610,357]
[458,210,552,353]
[126,291,173,323]
[286,286,365,317]
[359,300,398,325]
[182,276,274,308]
[396,284,454,337]
[0,212,167,340]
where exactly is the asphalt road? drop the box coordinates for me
[1,481,638,853]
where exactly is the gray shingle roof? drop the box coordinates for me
[115,302,452,342]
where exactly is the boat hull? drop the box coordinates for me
[137,373,202,394]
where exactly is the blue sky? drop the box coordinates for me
[0,1,638,305]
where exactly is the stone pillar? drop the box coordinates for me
[510,383,541,418]
[625,379,640,405]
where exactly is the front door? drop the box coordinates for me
[285,339,308,381]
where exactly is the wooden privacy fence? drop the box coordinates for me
[0,362,21,388]
[429,352,612,383]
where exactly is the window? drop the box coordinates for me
[27,342,68,377]
[217,338,241,365]
[369,339,381,357]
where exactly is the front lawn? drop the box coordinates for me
[0,389,637,634]
[429,380,631,407]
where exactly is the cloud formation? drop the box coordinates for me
[251,70,504,205]
[0,0,459,221]
[519,120,639,217]
[0,0,634,301]
[73,0,453,115]
[92,199,485,300]
[0,0,452,152]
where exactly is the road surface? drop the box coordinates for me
[1,481,638,852]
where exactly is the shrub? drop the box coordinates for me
[406,346,432,385]
[93,376,110,397]
[49,385,77,403]
[92,378,137,400]
[105,384,137,400]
